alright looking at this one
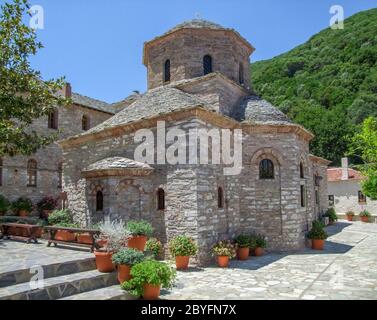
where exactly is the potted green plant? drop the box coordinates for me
[121,260,176,300]
[146,238,163,259]
[0,194,10,216]
[325,208,338,225]
[346,210,355,222]
[234,234,250,260]
[254,234,267,256]
[48,209,77,242]
[12,197,33,217]
[359,210,371,223]
[307,221,328,250]
[211,240,236,268]
[37,196,57,218]
[94,221,125,272]
[169,235,198,270]
[112,248,145,284]
[126,220,153,251]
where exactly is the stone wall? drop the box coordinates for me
[61,114,326,265]
[0,104,111,204]
[328,180,377,215]
[145,29,251,90]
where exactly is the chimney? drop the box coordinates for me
[341,157,349,180]
[64,83,72,98]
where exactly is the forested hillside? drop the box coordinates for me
[250,9,377,165]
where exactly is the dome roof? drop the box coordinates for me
[165,19,226,34]
[235,96,292,125]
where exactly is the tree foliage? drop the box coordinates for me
[349,117,377,200]
[251,9,377,165]
[0,0,68,156]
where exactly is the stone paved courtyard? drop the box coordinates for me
[161,221,377,300]
[0,220,376,300]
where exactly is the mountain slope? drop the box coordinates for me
[250,8,377,165]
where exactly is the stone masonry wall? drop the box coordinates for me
[146,29,251,90]
[0,104,111,205]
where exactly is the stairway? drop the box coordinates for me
[0,256,132,300]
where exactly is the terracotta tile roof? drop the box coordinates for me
[327,168,363,182]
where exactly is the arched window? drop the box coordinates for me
[96,191,103,212]
[300,162,305,179]
[239,63,244,85]
[157,188,165,210]
[48,109,58,129]
[203,55,213,75]
[0,158,3,186]
[218,187,224,209]
[300,185,306,207]
[259,159,274,179]
[82,115,90,131]
[164,59,171,83]
[27,159,37,187]
[58,162,63,188]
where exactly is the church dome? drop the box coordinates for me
[165,19,226,34]
[143,19,254,90]
[236,96,292,125]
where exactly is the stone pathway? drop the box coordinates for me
[162,221,377,300]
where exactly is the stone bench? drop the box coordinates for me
[44,226,101,252]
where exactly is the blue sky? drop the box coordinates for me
[5,0,376,103]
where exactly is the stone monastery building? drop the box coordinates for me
[1,20,330,264]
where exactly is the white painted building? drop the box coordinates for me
[327,158,377,219]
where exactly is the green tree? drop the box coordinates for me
[349,117,377,200]
[0,0,68,156]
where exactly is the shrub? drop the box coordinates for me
[121,260,176,297]
[359,210,371,217]
[146,238,163,258]
[126,220,153,237]
[11,197,33,213]
[169,235,198,257]
[37,196,57,211]
[0,195,10,214]
[96,220,127,252]
[234,234,251,248]
[112,248,145,266]
[307,221,328,240]
[48,209,72,226]
[255,234,267,248]
[325,208,338,222]
[211,240,236,258]
[0,216,39,225]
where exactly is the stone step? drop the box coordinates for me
[0,269,117,300]
[60,285,137,300]
[0,257,96,288]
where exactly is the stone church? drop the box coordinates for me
[58,20,330,264]
[0,19,330,264]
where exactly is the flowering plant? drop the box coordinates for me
[211,240,236,258]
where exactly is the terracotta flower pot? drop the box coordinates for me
[237,247,250,260]
[127,235,147,251]
[312,239,325,250]
[175,256,190,270]
[249,248,256,256]
[117,264,131,284]
[35,227,43,238]
[346,215,354,222]
[94,251,114,272]
[143,284,161,300]
[361,216,369,223]
[217,256,229,268]
[254,247,264,257]
[77,233,93,244]
[18,210,29,217]
[54,230,76,242]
